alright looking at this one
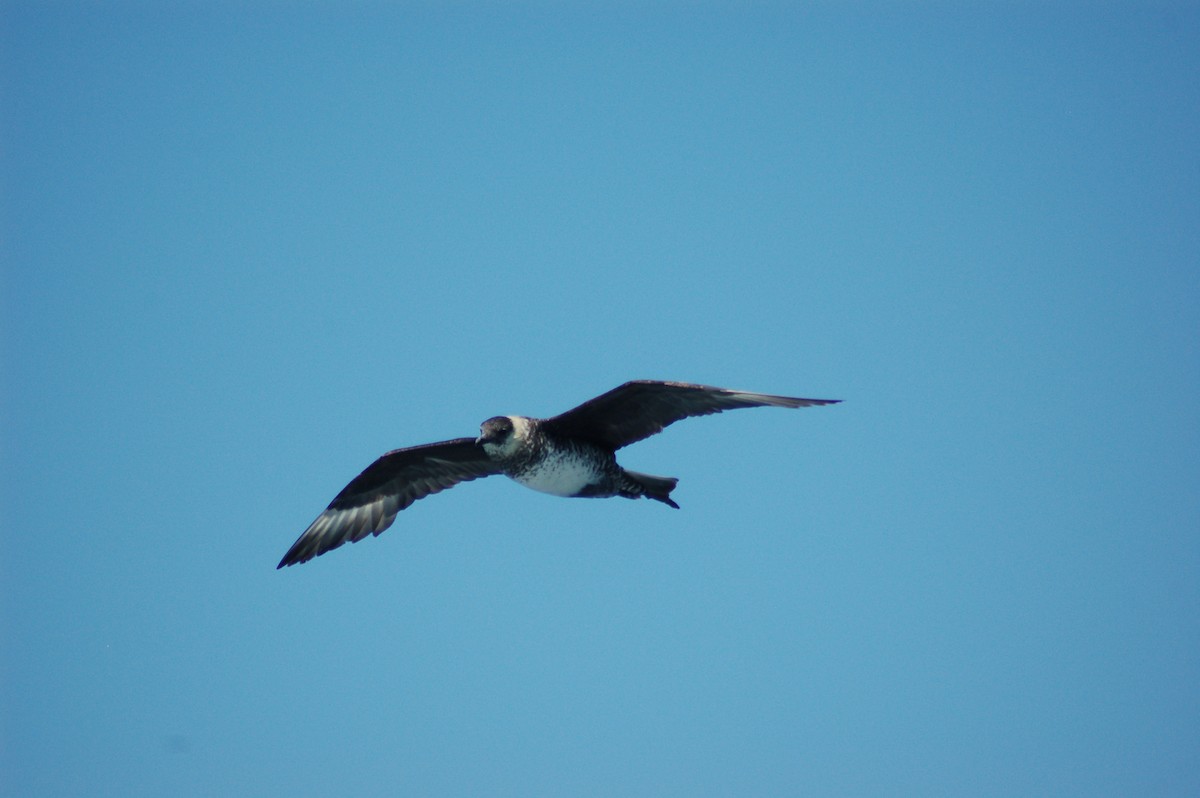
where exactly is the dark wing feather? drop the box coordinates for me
[277,438,499,568]
[542,380,840,450]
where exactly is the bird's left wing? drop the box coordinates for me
[543,380,840,450]
[278,438,500,568]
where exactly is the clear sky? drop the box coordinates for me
[3,3,1198,796]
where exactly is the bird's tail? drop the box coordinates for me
[623,470,680,509]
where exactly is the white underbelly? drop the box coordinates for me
[512,453,596,496]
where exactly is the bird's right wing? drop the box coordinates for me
[278,438,500,568]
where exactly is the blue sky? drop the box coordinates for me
[3,3,1198,796]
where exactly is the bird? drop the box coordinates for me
[277,380,839,568]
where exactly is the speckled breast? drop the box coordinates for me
[510,445,604,497]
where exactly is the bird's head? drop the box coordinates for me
[477,416,517,455]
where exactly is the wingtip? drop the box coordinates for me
[771,396,842,409]
[276,548,307,569]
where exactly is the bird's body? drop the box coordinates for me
[510,446,604,497]
[477,414,676,505]
[278,380,839,568]
[503,430,614,498]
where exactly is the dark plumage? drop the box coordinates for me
[278,380,839,568]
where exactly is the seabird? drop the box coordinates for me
[278,380,839,568]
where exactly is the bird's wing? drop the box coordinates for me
[542,380,840,450]
[278,438,500,568]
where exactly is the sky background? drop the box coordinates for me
[2,3,1198,796]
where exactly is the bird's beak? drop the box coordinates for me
[475,434,486,446]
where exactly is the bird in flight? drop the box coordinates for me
[278,380,839,568]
